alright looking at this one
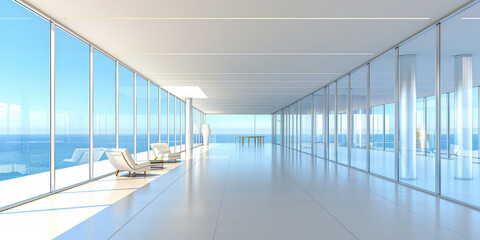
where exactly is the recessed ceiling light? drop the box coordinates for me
[462,17,480,19]
[65,17,430,20]
[163,86,208,99]
[120,52,375,56]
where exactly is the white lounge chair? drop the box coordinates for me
[106,148,150,177]
[150,143,181,167]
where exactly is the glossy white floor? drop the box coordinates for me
[3,143,480,239]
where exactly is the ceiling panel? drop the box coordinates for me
[22,0,470,114]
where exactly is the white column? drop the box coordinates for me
[399,54,417,180]
[454,54,473,179]
[185,98,193,157]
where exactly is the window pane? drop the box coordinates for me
[119,65,134,155]
[207,115,229,143]
[136,75,148,160]
[206,115,268,144]
[328,83,336,161]
[55,27,89,190]
[301,96,312,154]
[150,83,159,146]
[370,50,395,179]
[168,94,175,147]
[160,89,168,144]
[337,77,348,165]
[182,101,185,146]
[314,89,325,158]
[399,28,436,191]
[0,0,50,207]
[441,5,480,206]
[175,97,180,152]
[351,66,368,170]
[194,109,198,145]
[93,49,115,178]
[255,115,272,143]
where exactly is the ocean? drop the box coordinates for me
[0,133,477,181]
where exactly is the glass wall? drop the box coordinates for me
[351,66,368,170]
[55,27,90,190]
[193,109,198,145]
[337,77,349,165]
[168,93,175,147]
[275,112,281,145]
[441,4,480,206]
[160,89,168,144]
[198,111,204,144]
[291,104,297,149]
[256,115,273,143]
[136,75,148,160]
[175,97,181,152]
[328,83,336,161]
[314,89,325,158]
[119,65,134,155]
[206,115,271,143]
[93,50,116,178]
[0,1,202,210]
[370,51,395,179]
[301,96,313,154]
[181,101,185,148]
[0,0,50,207]
[398,28,436,191]
[274,0,480,209]
[150,83,159,146]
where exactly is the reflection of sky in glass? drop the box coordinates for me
[150,83,159,144]
[0,0,49,134]
[160,89,168,143]
[136,75,148,153]
[168,94,175,146]
[118,65,134,153]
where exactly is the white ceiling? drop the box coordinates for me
[23,0,470,114]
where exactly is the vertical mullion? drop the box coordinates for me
[435,23,442,195]
[89,46,94,180]
[447,92,450,158]
[158,87,162,143]
[174,97,177,149]
[383,104,386,151]
[167,93,169,146]
[394,47,400,182]
[180,100,182,151]
[372,107,375,150]
[147,81,150,161]
[298,104,301,151]
[347,74,352,166]
[115,61,119,149]
[298,104,301,150]
[50,22,56,192]
[134,74,137,160]
[324,87,328,159]
[335,81,338,162]
[366,63,371,172]
[424,97,427,156]
[311,93,315,155]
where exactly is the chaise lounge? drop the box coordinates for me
[106,148,150,177]
[150,143,181,168]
